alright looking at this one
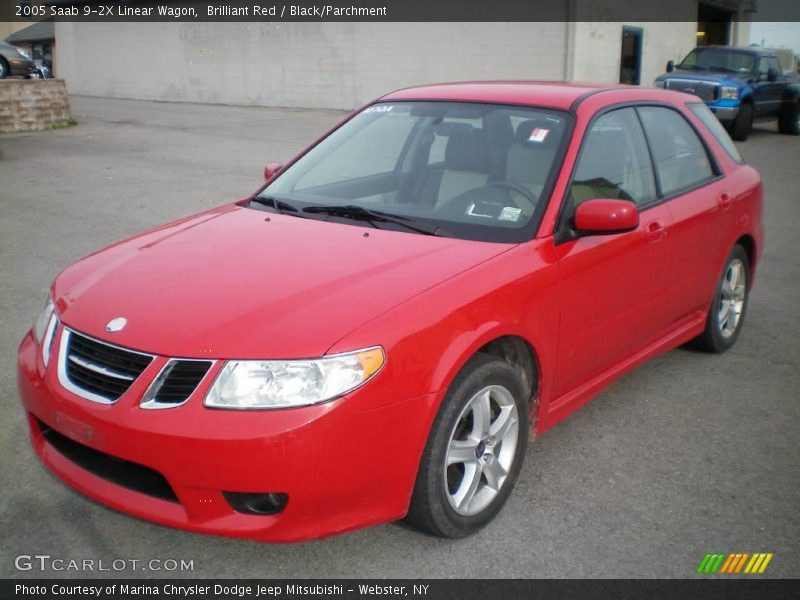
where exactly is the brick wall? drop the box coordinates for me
[0,79,72,133]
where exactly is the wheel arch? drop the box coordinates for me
[431,330,544,430]
[735,233,757,281]
[476,335,540,404]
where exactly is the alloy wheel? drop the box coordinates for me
[718,258,746,338]
[444,384,519,516]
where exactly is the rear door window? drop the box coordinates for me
[637,107,716,197]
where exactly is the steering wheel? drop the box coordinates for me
[486,180,538,209]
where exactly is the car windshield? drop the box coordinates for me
[677,48,756,74]
[251,101,569,243]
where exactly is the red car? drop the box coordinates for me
[18,82,763,541]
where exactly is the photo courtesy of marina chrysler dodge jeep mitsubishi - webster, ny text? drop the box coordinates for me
[18,81,763,541]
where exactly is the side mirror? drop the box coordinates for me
[264,162,283,181]
[574,199,639,235]
[767,67,779,82]
[666,60,675,73]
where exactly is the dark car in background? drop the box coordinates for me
[655,46,800,141]
[0,41,34,79]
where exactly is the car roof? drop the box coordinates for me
[378,81,696,112]
[380,81,628,111]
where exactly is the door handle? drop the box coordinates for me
[718,192,732,211]
[645,220,667,243]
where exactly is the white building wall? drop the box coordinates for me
[55,22,568,110]
[570,22,698,86]
[731,20,751,47]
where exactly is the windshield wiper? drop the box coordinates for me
[250,196,303,214]
[302,204,450,237]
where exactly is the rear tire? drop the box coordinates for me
[692,245,750,353]
[406,354,529,538]
[729,103,753,141]
[778,101,800,136]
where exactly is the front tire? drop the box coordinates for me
[406,354,529,538]
[693,245,750,353]
[0,58,9,80]
[730,103,753,141]
[778,101,800,136]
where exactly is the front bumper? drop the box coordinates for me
[17,326,436,542]
[706,100,740,123]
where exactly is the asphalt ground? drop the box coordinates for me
[0,96,798,579]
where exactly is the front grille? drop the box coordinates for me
[141,360,212,408]
[60,329,153,403]
[665,79,719,102]
[37,418,178,503]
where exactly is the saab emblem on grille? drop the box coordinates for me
[105,317,127,332]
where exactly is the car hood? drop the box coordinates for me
[53,204,513,359]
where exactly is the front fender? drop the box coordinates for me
[327,242,561,419]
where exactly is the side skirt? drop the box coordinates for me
[534,311,706,435]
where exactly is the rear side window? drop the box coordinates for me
[687,103,744,164]
[637,107,715,197]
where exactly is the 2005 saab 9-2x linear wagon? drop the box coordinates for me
[18,82,763,541]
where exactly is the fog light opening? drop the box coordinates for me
[223,491,288,515]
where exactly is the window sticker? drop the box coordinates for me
[528,128,549,143]
[499,206,522,222]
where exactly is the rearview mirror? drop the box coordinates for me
[666,60,675,73]
[574,199,639,235]
[264,162,283,181]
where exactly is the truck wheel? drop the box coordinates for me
[778,101,800,136]
[730,103,752,141]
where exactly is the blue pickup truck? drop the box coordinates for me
[654,46,799,141]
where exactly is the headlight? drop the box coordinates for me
[33,297,54,344]
[32,296,57,366]
[720,86,739,100]
[204,347,385,409]
[654,79,667,89]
